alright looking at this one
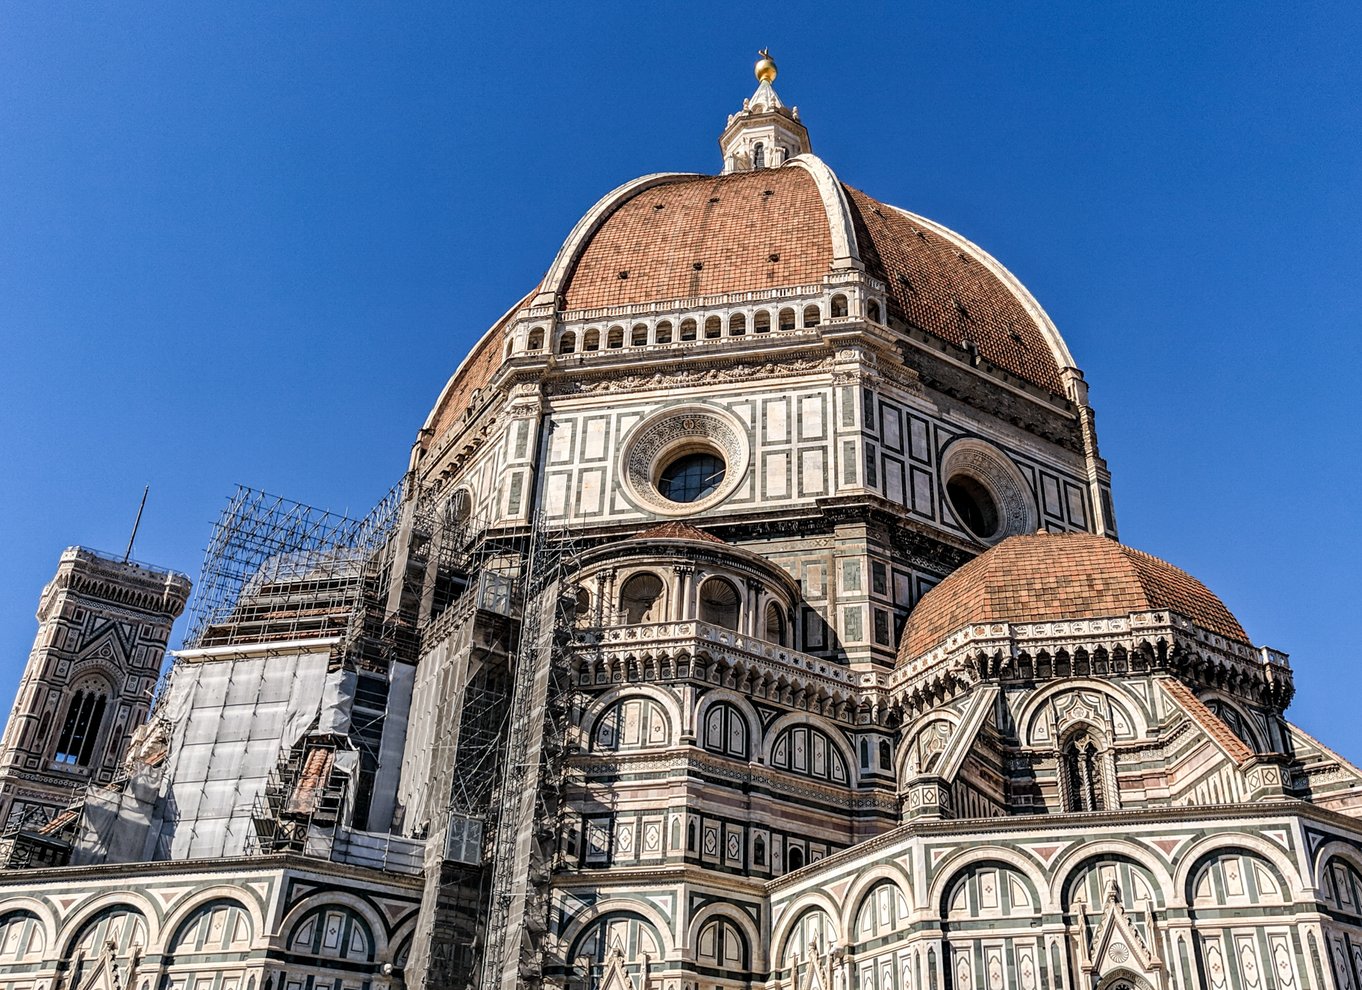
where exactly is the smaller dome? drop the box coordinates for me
[897,532,1249,665]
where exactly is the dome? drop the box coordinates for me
[422,156,1078,447]
[897,531,1249,664]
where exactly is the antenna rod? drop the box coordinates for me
[123,485,149,563]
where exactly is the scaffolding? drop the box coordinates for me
[185,482,408,652]
[402,496,583,990]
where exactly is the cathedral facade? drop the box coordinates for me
[2,54,1361,990]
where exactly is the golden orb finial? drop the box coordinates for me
[755,49,777,84]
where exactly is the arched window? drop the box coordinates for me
[830,294,849,318]
[703,702,749,758]
[573,588,592,627]
[619,572,665,624]
[782,906,831,990]
[170,899,253,957]
[753,834,767,867]
[288,905,374,962]
[655,320,673,344]
[631,323,648,346]
[787,846,805,873]
[570,912,663,982]
[771,724,850,784]
[697,916,747,969]
[729,312,746,335]
[879,739,892,770]
[802,305,821,328]
[54,680,109,766]
[0,911,45,962]
[527,327,545,351]
[698,578,740,630]
[69,907,147,986]
[1062,729,1106,812]
[557,330,577,355]
[752,142,765,169]
[583,328,601,352]
[704,316,722,339]
[680,318,698,341]
[854,881,910,942]
[594,697,670,751]
[607,326,624,349]
[779,307,797,331]
[867,300,881,323]
[754,310,771,333]
[763,602,786,646]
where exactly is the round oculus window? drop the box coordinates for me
[657,451,726,504]
[945,475,1001,540]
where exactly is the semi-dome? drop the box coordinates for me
[897,531,1249,665]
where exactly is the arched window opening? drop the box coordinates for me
[764,602,786,646]
[879,739,892,770]
[583,328,601,352]
[687,818,697,852]
[830,294,849,318]
[867,300,882,323]
[752,142,765,169]
[0,911,45,962]
[69,907,148,986]
[1062,730,1106,812]
[619,572,665,624]
[703,702,749,759]
[570,913,663,984]
[594,697,670,751]
[289,905,374,962]
[854,882,910,941]
[754,310,771,333]
[573,588,592,627]
[631,324,648,346]
[697,917,748,969]
[655,321,673,344]
[704,316,723,339]
[753,834,767,867]
[802,305,821,328]
[698,578,740,630]
[607,326,624,349]
[527,327,545,351]
[680,318,698,341]
[729,312,746,335]
[558,330,577,355]
[787,846,805,873]
[771,724,850,784]
[779,307,797,331]
[54,685,107,766]
[170,899,253,956]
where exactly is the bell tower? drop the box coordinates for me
[0,547,190,831]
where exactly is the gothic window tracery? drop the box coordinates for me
[54,678,110,766]
[1061,727,1108,812]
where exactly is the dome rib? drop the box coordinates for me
[897,532,1250,665]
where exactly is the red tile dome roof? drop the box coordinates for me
[897,531,1249,665]
[423,157,1077,447]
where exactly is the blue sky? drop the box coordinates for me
[1,4,1359,756]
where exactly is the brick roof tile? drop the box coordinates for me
[898,531,1249,664]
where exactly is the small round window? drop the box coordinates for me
[946,475,1001,540]
[658,451,726,504]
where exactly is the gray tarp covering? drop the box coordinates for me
[74,647,342,863]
